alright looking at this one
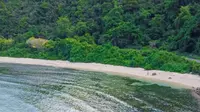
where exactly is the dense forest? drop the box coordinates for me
[1,0,200,74]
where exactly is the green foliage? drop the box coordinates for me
[139,8,152,18]
[175,6,193,29]
[75,22,89,36]
[56,16,74,38]
[1,0,200,74]
[190,61,200,74]
[122,0,139,11]
[1,38,200,74]
[161,62,189,73]
[73,33,95,44]
[41,2,49,9]
[0,37,13,50]
[145,51,183,68]
[66,39,200,74]
[1,0,200,55]
[103,22,143,47]
[103,7,123,30]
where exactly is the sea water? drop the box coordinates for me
[0,63,199,112]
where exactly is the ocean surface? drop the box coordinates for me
[0,63,199,112]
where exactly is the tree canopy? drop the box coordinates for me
[1,0,200,54]
[1,0,200,74]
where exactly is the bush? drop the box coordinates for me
[26,37,48,49]
[0,38,13,50]
[161,62,190,73]
[1,38,200,75]
[190,61,200,74]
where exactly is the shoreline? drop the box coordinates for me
[0,57,200,89]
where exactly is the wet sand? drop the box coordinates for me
[0,57,200,89]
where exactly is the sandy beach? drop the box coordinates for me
[0,57,200,89]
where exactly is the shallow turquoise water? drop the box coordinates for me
[0,63,199,112]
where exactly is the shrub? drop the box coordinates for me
[0,37,13,50]
[1,38,200,75]
[26,37,48,49]
[190,61,200,74]
[161,62,190,73]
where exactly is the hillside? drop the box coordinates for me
[0,0,200,74]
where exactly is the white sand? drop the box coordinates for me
[0,57,200,89]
